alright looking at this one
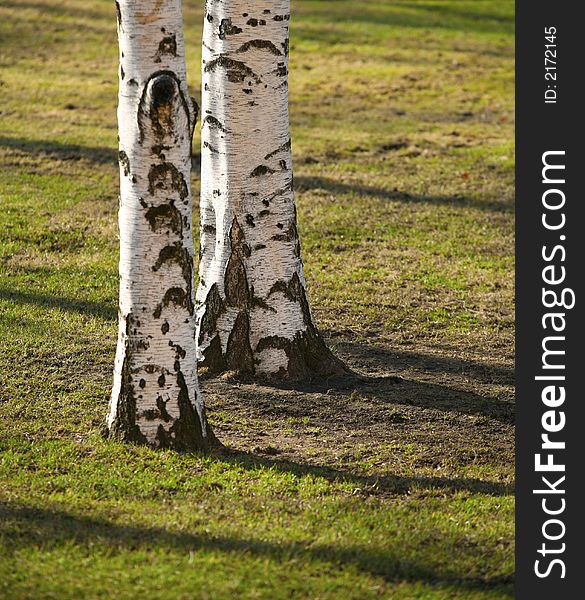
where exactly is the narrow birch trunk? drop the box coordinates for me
[196,0,346,380]
[107,0,215,450]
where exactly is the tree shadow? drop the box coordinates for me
[217,370,513,425]
[337,340,514,386]
[213,446,513,498]
[294,175,513,213]
[0,0,110,27]
[294,1,513,37]
[0,502,513,593]
[0,137,201,171]
[0,137,117,166]
[233,335,514,425]
[0,288,117,321]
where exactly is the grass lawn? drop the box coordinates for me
[0,1,514,598]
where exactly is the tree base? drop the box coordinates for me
[200,326,348,383]
[107,368,219,452]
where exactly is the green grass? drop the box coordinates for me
[0,1,514,598]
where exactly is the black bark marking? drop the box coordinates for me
[274,65,288,77]
[198,283,225,344]
[203,141,220,153]
[268,274,299,303]
[219,18,243,39]
[262,273,347,380]
[107,313,149,445]
[279,159,287,170]
[202,115,227,132]
[142,409,159,421]
[152,144,170,156]
[152,244,194,314]
[250,165,276,177]
[201,334,226,373]
[242,89,253,94]
[245,214,255,227]
[224,218,251,308]
[152,243,190,276]
[139,378,146,389]
[202,224,217,234]
[147,75,180,142]
[251,291,276,313]
[236,39,282,55]
[155,424,172,447]
[224,249,249,307]
[154,34,177,63]
[137,70,192,144]
[118,150,130,176]
[225,311,254,374]
[153,287,193,319]
[148,163,188,200]
[145,202,183,235]
[204,56,261,84]
[151,74,175,107]
[169,341,187,360]
[115,1,121,27]
[161,321,170,335]
[282,38,289,56]
[259,210,270,218]
[272,221,298,245]
[246,18,266,27]
[167,370,215,451]
[156,395,172,422]
[120,65,125,80]
[135,339,150,351]
[256,335,291,353]
[206,13,213,22]
[264,139,291,160]
[188,96,199,144]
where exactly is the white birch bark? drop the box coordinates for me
[108,0,215,449]
[196,0,346,380]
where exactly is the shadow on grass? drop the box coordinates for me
[226,363,514,424]
[295,175,513,213]
[1,287,513,423]
[0,137,117,166]
[0,0,109,22]
[214,446,513,497]
[337,340,514,386]
[0,137,201,171]
[0,288,117,321]
[0,502,513,593]
[292,1,513,38]
[1,137,511,213]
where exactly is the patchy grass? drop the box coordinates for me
[0,0,514,598]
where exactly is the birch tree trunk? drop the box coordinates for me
[195,0,347,381]
[107,0,215,450]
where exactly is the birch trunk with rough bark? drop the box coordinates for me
[196,0,346,381]
[107,0,215,450]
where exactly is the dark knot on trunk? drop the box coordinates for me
[150,74,177,109]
